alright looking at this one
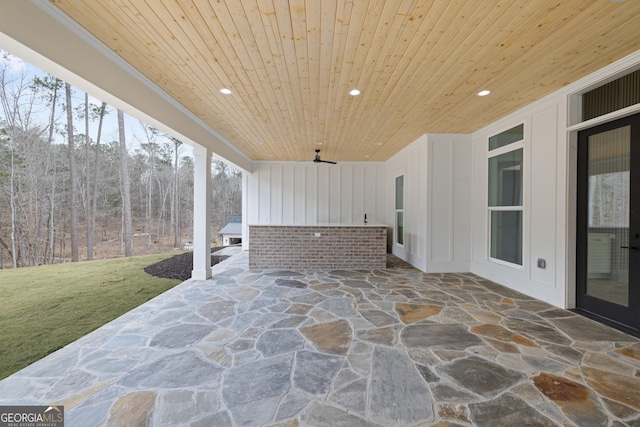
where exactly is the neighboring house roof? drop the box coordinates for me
[219,223,242,236]
[220,215,242,235]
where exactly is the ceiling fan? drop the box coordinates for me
[313,149,337,164]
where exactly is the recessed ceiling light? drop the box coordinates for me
[374,142,382,146]
[364,155,370,158]
[349,89,361,96]
[255,141,263,145]
[477,90,491,97]
[315,142,323,145]
[220,88,233,95]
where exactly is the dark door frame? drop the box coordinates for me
[576,112,640,332]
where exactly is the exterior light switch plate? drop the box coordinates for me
[314,232,321,237]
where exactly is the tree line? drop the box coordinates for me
[0,59,241,269]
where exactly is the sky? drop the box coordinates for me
[0,48,193,158]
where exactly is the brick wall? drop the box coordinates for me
[249,226,387,269]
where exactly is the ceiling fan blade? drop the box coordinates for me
[312,149,336,164]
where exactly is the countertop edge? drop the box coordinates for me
[248,224,388,227]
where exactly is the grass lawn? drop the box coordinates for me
[0,253,182,380]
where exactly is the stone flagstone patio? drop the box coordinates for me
[1,249,640,426]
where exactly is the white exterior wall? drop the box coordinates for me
[386,134,472,272]
[470,103,568,307]
[470,50,640,309]
[381,99,570,307]
[386,135,428,269]
[427,134,473,273]
[245,161,386,229]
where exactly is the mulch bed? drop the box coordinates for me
[144,247,229,281]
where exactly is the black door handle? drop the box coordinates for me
[621,246,640,250]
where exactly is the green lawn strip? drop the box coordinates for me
[0,253,182,380]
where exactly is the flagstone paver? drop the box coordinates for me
[1,249,640,426]
[369,346,434,425]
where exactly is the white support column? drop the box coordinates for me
[242,171,249,251]
[192,145,212,280]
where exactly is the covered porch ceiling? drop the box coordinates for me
[5,1,640,163]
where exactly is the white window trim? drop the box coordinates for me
[487,130,525,269]
[395,174,404,247]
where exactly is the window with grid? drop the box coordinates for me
[488,125,524,265]
[395,175,404,245]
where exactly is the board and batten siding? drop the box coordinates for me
[386,135,428,268]
[428,134,473,272]
[246,162,386,227]
[386,134,472,273]
[470,100,568,307]
[467,50,640,309]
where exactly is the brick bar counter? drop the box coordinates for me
[249,224,388,269]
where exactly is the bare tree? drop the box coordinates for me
[77,95,109,260]
[170,137,182,247]
[1,59,50,267]
[210,160,242,243]
[137,123,160,247]
[7,133,17,268]
[65,83,79,262]
[1,63,25,268]
[117,109,133,256]
[0,127,7,268]
[89,101,107,258]
[83,92,92,260]
[46,145,58,264]
[32,75,62,265]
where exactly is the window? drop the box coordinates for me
[587,125,630,228]
[589,172,629,228]
[489,124,524,151]
[395,175,404,245]
[488,126,524,265]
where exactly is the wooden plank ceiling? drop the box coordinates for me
[50,0,640,162]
